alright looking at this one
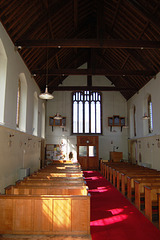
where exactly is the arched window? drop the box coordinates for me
[41,103,45,138]
[0,39,7,124]
[16,74,27,131]
[33,92,38,136]
[16,79,21,128]
[148,95,153,133]
[133,105,136,137]
[72,91,102,134]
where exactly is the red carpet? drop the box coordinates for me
[83,171,160,240]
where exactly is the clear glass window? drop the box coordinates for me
[72,91,102,134]
[89,146,96,157]
[79,146,87,156]
[148,95,153,133]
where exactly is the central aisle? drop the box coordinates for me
[83,171,160,240]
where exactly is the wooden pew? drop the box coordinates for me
[127,175,160,202]
[120,170,160,196]
[105,162,160,195]
[16,178,86,187]
[100,161,106,176]
[36,169,82,174]
[38,164,82,172]
[144,185,160,222]
[29,171,83,178]
[134,179,160,210]
[157,193,160,229]
[26,173,83,180]
[5,185,88,195]
[105,162,137,186]
[0,194,91,235]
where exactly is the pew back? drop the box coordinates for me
[0,194,90,235]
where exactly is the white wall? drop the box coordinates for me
[128,72,160,170]
[0,125,41,193]
[128,72,160,138]
[0,23,44,192]
[46,72,128,161]
[0,23,44,136]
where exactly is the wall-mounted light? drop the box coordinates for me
[54,113,62,120]
[9,134,14,137]
[142,113,150,120]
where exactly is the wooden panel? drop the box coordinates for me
[72,198,90,233]
[78,158,88,170]
[13,199,32,232]
[110,152,123,162]
[53,198,71,232]
[0,195,90,235]
[33,199,52,232]
[0,199,13,231]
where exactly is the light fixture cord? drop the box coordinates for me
[46,0,49,87]
[46,47,49,87]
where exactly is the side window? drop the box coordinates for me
[0,39,7,124]
[16,79,21,128]
[133,105,136,137]
[148,95,153,133]
[41,103,45,138]
[33,92,38,136]
[16,74,27,131]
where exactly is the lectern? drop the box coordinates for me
[110,152,123,162]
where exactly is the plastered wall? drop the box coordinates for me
[129,135,160,170]
[0,125,41,193]
[46,74,128,161]
[128,73,160,170]
[0,23,44,193]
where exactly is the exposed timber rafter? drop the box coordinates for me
[15,39,160,49]
[32,68,155,76]
[50,86,137,92]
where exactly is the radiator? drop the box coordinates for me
[19,168,30,180]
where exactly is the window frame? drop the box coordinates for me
[133,105,136,137]
[148,95,153,133]
[71,90,102,135]
[16,78,21,128]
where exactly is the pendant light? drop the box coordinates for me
[39,5,53,100]
[39,85,54,100]
[39,48,53,100]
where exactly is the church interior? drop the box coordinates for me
[1,1,160,239]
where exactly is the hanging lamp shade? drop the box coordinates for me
[39,85,54,100]
[39,9,53,100]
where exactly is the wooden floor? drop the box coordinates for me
[0,235,92,240]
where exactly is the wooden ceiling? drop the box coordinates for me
[1,0,160,100]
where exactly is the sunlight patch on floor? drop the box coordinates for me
[90,214,128,226]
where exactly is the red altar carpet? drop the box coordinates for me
[83,171,160,240]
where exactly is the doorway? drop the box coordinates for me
[130,140,138,164]
[77,136,99,170]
